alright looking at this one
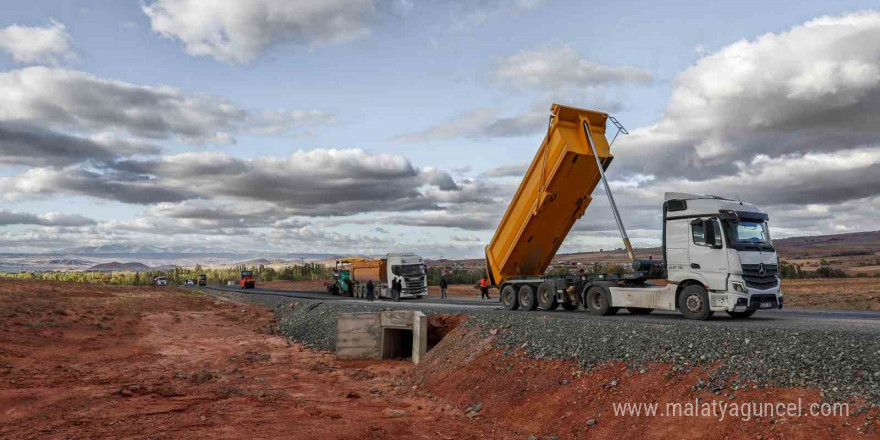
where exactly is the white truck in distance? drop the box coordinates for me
[386,253,428,298]
[590,192,783,319]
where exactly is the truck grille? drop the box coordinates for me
[741,264,779,289]
[403,276,427,296]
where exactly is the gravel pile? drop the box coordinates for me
[273,301,385,351]
[213,290,880,404]
[468,313,880,404]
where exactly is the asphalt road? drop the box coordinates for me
[203,284,880,333]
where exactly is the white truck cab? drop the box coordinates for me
[661,193,782,317]
[593,193,782,320]
[385,253,428,298]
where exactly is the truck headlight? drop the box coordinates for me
[732,281,748,293]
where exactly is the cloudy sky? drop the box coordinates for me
[1,0,879,257]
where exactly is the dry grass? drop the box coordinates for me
[782,278,880,310]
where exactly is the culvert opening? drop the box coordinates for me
[381,328,413,360]
[426,314,466,351]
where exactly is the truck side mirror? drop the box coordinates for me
[704,221,722,249]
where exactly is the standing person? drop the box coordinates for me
[480,276,490,300]
[366,280,375,301]
[439,276,448,300]
[393,278,401,302]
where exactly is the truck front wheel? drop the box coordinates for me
[501,285,519,311]
[586,287,618,316]
[679,285,713,320]
[518,285,538,311]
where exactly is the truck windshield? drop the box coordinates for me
[392,264,425,277]
[723,220,774,251]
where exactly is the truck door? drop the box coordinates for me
[688,218,729,290]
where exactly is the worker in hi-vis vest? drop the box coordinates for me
[479,276,490,300]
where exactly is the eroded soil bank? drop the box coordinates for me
[414,324,879,440]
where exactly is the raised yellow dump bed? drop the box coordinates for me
[486,104,612,286]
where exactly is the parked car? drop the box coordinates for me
[154,276,167,286]
[185,279,195,286]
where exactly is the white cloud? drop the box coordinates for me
[481,163,528,178]
[1,148,463,217]
[142,0,404,64]
[0,210,96,227]
[491,44,652,92]
[613,10,880,181]
[0,122,159,168]
[392,107,546,142]
[0,20,76,65]
[450,0,548,28]
[0,67,330,144]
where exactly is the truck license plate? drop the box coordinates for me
[760,302,774,309]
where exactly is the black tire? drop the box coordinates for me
[501,285,519,310]
[726,309,756,319]
[585,287,618,316]
[518,285,538,311]
[537,281,558,311]
[679,285,712,320]
[626,307,653,315]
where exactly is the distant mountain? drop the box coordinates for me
[151,264,179,271]
[234,258,273,266]
[773,230,880,257]
[43,259,94,266]
[88,262,152,271]
[62,244,169,254]
[53,243,337,257]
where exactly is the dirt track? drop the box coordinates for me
[0,280,507,439]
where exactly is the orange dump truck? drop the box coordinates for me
[486,104,641,311]
[486,104,782,320]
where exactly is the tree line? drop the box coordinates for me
[2,263,333,286]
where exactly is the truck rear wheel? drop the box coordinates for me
[626,307,653,315]
[586,287,618,316]
[726,309,756,318]
[501,285,519,310]
[679,285,713,320]
[537,282,558,310]
[518,285,538,311]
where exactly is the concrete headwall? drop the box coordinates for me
[336,310,427,363]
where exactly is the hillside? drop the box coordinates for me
[87,262,153,272]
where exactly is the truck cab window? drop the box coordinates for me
[692,219,722,247]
